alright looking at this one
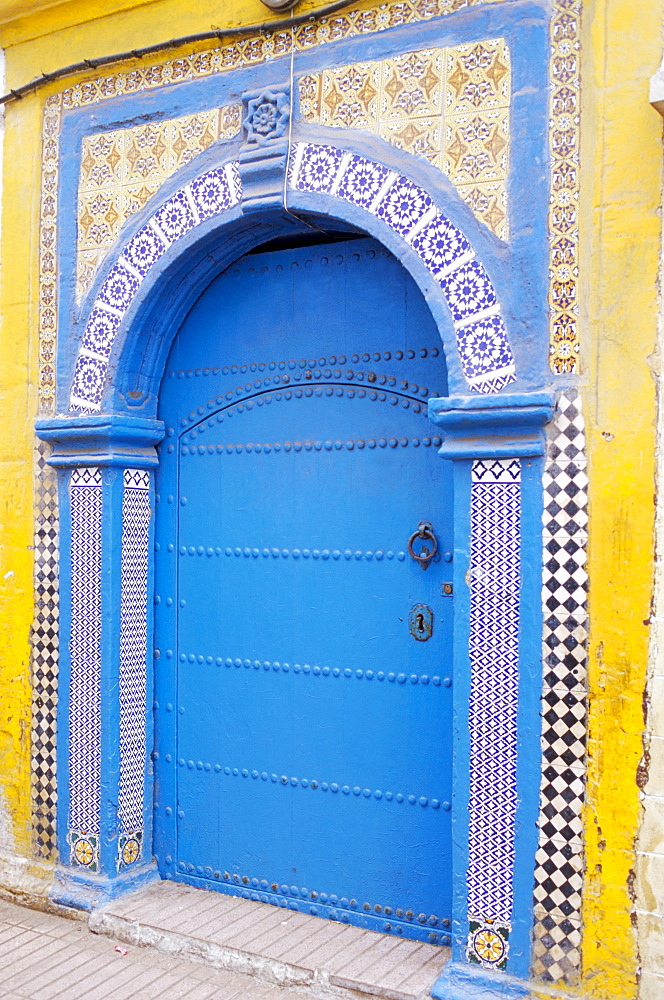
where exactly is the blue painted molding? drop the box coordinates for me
[50,860,159,912]
[431,961,530,1000]
[35,415,165,468]
[429,392,556,459]
[239,84,291,213]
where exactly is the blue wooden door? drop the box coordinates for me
[155,237,453,946]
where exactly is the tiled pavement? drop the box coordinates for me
[0,886,448,1000]
[91,882,448,1000]
[0,897,294,1000]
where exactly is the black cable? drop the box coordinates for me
[0,0,359,107]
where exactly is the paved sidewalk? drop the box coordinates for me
[0,898,320,1000]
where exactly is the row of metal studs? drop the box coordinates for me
[181,435,442,456]
[175,654,451,687]
[166,346,441,380]
[168,758,451,811]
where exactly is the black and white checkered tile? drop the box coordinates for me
[30,440,60,860]
[533,390,588,985]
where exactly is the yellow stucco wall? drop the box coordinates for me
[0,1,663,996]
[580,2,663,998]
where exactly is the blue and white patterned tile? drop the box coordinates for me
[97,263,140,314]
[336,154,390,211]
[471,371,517,395]
[119,468,151,844]
[441,259,497,324]
[189,168,232,221]
[80,307,122,359]
[152,189,197,245]
[412,214,472,279]
[456,314,514,383]
[70,355,107,409]
[228,160,242,204]
[467,457,521,934]
[120,224,168,278]
[374,176,433,237]
[294,143,345,194]
[69,466,103,847]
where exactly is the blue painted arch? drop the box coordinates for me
[66,133,523,418]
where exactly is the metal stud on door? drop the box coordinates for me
[155,237,454,945]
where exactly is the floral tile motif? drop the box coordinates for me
[374,175,433,236]
[299,38,510,241]
[292,143,346,194]
[336,154,390,210]
[549,1,582,373]
[97,263,141,313]
[189,167,233,220]
[411,214,472,278]
[119,224,168,277]
[71,355,108,408]
[76,106,241,301]
[80,306,122,359]
[456,314,513,383]
[440,259,497,323]
[152,189,197,244]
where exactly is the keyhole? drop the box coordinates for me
[416,614,425,632]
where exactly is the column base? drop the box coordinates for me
[50,861,160,912]
[431,962,531,1000]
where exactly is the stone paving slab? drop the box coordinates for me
[0,898,319,1000]
[91,881,450,1000]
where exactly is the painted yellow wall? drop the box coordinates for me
[581,1,663,997]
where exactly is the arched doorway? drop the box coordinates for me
[153,234,454,945]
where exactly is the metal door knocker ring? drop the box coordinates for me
[408,521,438,570]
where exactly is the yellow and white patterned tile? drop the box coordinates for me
[299,39,510,241]
[76,106,241,302]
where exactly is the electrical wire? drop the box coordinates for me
[0,0,359,107]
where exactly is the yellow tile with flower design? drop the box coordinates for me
[299,39,510,241]
[76,105,241,302]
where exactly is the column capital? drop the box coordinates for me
[35,414,165,469]
[428,391,555,460]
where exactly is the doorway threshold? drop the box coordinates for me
[89,881,450,1000]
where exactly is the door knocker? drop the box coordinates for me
[408,521,438,570]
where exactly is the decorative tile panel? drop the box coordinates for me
[39,0,579,415]
[69,162,241,413]
[30,441,60,861]
[300,39,510,240]
[548,1,582,373]
[290,142,515,395]
[68,467,103,868]
[533,390,588,985]
[76,106,241,301]
[466,458,521,970]
[118,469,152,871]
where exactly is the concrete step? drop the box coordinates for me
[89,881,450,1000]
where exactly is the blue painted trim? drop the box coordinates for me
[431,961,531,1000]
[36,415,165,467]
[429,392,556,459]
[143,469,157,870]
[50,860,159,912]
[449,460,473,965]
